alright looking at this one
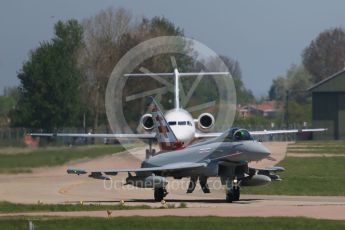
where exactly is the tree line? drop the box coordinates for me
[6,7,253,132]
[266,27,345,127]
[3,8,345,131]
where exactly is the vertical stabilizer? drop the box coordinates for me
[174,68,180,109]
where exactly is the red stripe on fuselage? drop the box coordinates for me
[158,126,169,133]
[159,141,185,151]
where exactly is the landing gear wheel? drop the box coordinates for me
[145,149,157,159]
[226,190,235,203]
[226,187,240,203]
[234,187,240,201]
[154,188,168,202]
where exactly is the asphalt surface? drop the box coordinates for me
[1,142,345,220]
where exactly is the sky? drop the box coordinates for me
[1,0,345,97]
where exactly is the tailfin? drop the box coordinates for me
[147,97,184,151]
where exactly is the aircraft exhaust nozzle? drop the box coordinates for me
[241,175,271,187]
[125,175,167,188]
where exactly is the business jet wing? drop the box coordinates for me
[30,133,156,139]
[194,132,222,138]
[249,128,327,135]
[67,162,207,179]
[195,128,327,138]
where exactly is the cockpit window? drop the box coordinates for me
[233,129,253,141]
[217,128,254,142]
[178,121,187,125]
[187,121,192,126]
[168,121,176,126]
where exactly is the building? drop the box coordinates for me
[237,101,281,119]
[308,69,345,140]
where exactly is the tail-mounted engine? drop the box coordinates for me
[197,113,215,131]
[140,114,154,131]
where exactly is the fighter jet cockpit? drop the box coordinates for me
[218,128,254,142]
[233,128,254,141]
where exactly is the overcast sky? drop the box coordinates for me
[1,0,345,97]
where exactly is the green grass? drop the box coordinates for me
[287,148,345,154]
[0,217,345,230]
[292,140,345,146]
[0,201,151,213]
[287,141,345,154]
[243,156,345,196]
[0,145,125,173]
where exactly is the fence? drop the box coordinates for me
[0,127,114,147]
[0,128,27,147]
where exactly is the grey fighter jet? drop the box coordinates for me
[68,97,285,202]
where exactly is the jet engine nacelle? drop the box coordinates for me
[197,113,215,131]
[125,175,167,188]
[241,175,271,187]
[140,114,154,131]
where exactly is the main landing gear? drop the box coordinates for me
[226,178,240,203]
[154,187,168,202]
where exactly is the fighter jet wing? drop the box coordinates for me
[67,162,207,178]
[30,133,156,139]
[195,128,326,138]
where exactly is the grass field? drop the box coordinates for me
[0,145,125,173]
[244,156,345,196]
[0,201,154,213]
[0,217,345,230]
[244,140,345,195]
[287,140,345,154]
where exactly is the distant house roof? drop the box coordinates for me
[308,69,345,92]
[255,101,278,112]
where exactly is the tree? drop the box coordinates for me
[78,8,134,132]
[0,87,18,127]
[11,20,84,131]
[268,64,312,126]
[302,27,345,83]
[269,75,286,101]
[220,55,254,104]
[269,64,311,103]
[78,9,189,132]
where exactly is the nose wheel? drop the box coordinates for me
[154,187,168,202]
[225,178,240,203]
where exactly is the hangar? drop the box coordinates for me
[308,69,345,140]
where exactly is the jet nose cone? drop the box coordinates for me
[240,142,272,161]
[258,144,271,157]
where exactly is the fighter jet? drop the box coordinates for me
[67,97,285,202]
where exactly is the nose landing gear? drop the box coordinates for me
[154,187,168,202]
[226,178,240,203]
